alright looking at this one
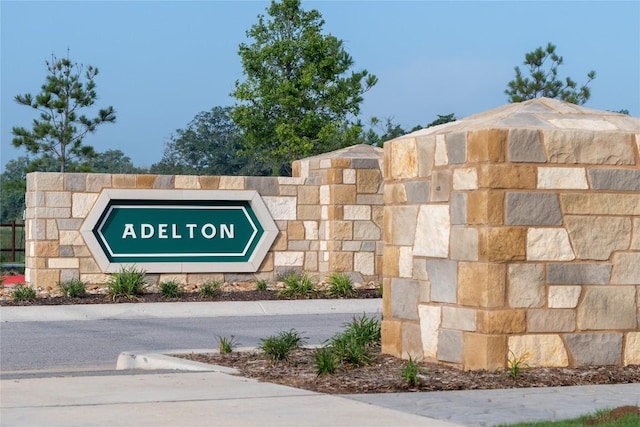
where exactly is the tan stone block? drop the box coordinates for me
[541,130,634,165]
[46,219,59,240]
[219,176,245,189]
[390,138,418,179]
[297,205,321,220]
[86,174,111,192]
[258,252,274,272]
[463,333,507,371]
[577,286,637,330]
[467,191,504,225]
[27,172,63,191]
[329,221,352,240]
[383,246,400,277]
[356,169,382,194]
[72,193,98,218]
[331,158,351,168]
[508,335,569,368]
[112,174,137,188]
[381,319,403,358]
[467,129,508,163]
[34,241,59,257]
[527,309,576,333]
[326,168,343,184]
[479,227,526,261]
[476,309,526,334]
[48,258,79,269]
[297,186,319,205]
[287,221,305,240]
[565,216,631,260]
[631,218,640,250]
[198,176,220,189]
[330,185,356,204]
[402,321,424,360]
[136,175,157,189]
[458,262,506,307]
[174,175,201,189]
[60,230,84,246]
[561,193,640,215]
[80,273,111,285]
[291,161,301,177]
[416,135,436,178]
[384,183,407,204]
[328,252,353,272]
[272,231,287,251]
[478,164,537,189]
[30,269,60,290]
[80,258,101,274]
[46,192,71,208]
[624,332,640,365]
[73,246,91,257]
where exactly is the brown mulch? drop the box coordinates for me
[181,346,640,395]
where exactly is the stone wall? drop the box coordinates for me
[24,145,383,290]
[381,98,640,369]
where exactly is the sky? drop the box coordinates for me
[1,0,639,171]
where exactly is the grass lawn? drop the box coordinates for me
[501,406,640,427]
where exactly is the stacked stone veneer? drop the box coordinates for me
[24,144,383,290]
[382,98,640,370]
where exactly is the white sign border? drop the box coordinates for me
[80,189,279,273]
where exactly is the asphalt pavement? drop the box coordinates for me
[1,299,639,427]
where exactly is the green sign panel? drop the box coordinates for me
[95,200,263,263]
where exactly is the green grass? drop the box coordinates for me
[259,329,307,361]
[278,271,316,298]
[160,280,181,298]
[199,280,222,298]
[107,266,146,300]
[217,335,239,354]
[325,272,354,298]
[314,346,338,376]
[12,284,36,302]
[58,279,87,298]
[325,313,382,368]
[500,406,640,426]
[401,355,421,387]
[255,279,268,291]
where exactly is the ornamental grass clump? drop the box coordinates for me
[12,284,36,302]
[217,335,239,355]
[58,279,87,298]
[199,279,221,298]
[259,329,307,361]
[401,355,422,387]
[325,313,382,368]
[160,280,181,299]
[278,271,315,298]
[325,272,354,298]
[255,279,268,291]
[107,266,146,300]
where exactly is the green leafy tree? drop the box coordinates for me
[12,52,116,172]
[505,42,596,105]
[150,106,270,176]
[88,149,145,174]
[231,0,377,175]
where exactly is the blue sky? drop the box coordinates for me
[2,1,639,171]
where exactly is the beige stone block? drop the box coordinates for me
[383,183,407,204]
[385,206,416,245]
[416,135,436,178]
[398,246,413,278]
[476,309,526,334]
[402,321,424,360]
[508,263,545,308]
[414,205,450,258]
[356,169,382,194]
[46,192,71,208]
[527,309,576,333]
[325,206,343,220]
[467,191,504,225]
[297,205,321,220]
[566,216,631,260]
[259,252,274,272]
[219,176,245,189]
[527,228,575,261]
[34,241,59,257]
[28,219,46,240]
[30,269,60,290]
[479,227,526,261]
[624,332,640,365]
[453,167,478,190]
[80,258,102,274]
[458,262,506,308]
[272,232,287,251]
[330,185,356,204]
[291,160,302,178]
[418,304,441,359]
[463,333,507,371]
[263,197,297,220]
[27,172,63,191]
[80,273,111,285]
[508,335,569,368]
[434,134,448,166]
[537,167,588,189]
[112,174,137,188]
[329,252,353,272]
[330,158,351,168]
[390,138,418,179]
[72,246,91,257]
[383,246,400,277]
[86,174,111,192]
[199,176,220,189]
[72,193,98,218]
[326,168,343,184]
[287,221,305,240]
[381,319,403,358]
[344,205,371,220]
[297,186,319,205]
[549,286,582,308]
[274,251,304,267]
[343,169,356,184]
[304,251,318,271]
[34,207,71,218]
[136,175,157,189]
[478,164,537,189]
[442,306,476,331]
[48,258,79,269]
[60,230,84,246]
[279,185,298,196]
[577,286,637,330]
[372,205,384,228]
[26,191,45,208]
[328,221,352,240]
[354,221,380,241]
[450,227,479,261]
[354,252,375,276]
[631,218,640,250]
[611,253,640,284]
[561,193,640,215]
[46,219,59,240]
[467,129,508,163]
[174,175,200,189]
[303,221,318,240]
[541,130,634,165]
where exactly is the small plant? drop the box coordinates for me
[342,313,381,347]
[507,350,529,379]
[217,335,239,354]
[199,279,222,298]
[160,280,180,298]
[259,329,307,361]
[330,332,372,367]
[376,282,383,297]
[278,271,315,298]
[255,279,268,291]
[314,346,338,376]
[325,272,354,298]
[107,265,146,300]
[12,284,37,302]
[401,355,421,387]
[58,279,87,298]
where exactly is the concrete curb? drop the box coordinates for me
[116,351,239,374]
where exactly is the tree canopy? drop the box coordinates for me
[231,0,377,175]
[12,52,116,172]
[505,42,596,105]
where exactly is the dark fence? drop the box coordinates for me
[0,220,25,264]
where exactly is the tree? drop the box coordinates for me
[12,51,116,172]
[505,43,596,105]
[87,149,146,174]
[231,0,377,175]
[150,107,270,176]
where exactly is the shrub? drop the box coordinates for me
[259,329,307,361]
[58,279,87,298]
[12,284,36,302]
[278,271,315,298]
[326,272,353,298]
[315,346,338,376]
[217,335,239,354]
[255,279,268,291]
[107,266,146,300]
[199,280,221,298]
[160,280,180,298]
